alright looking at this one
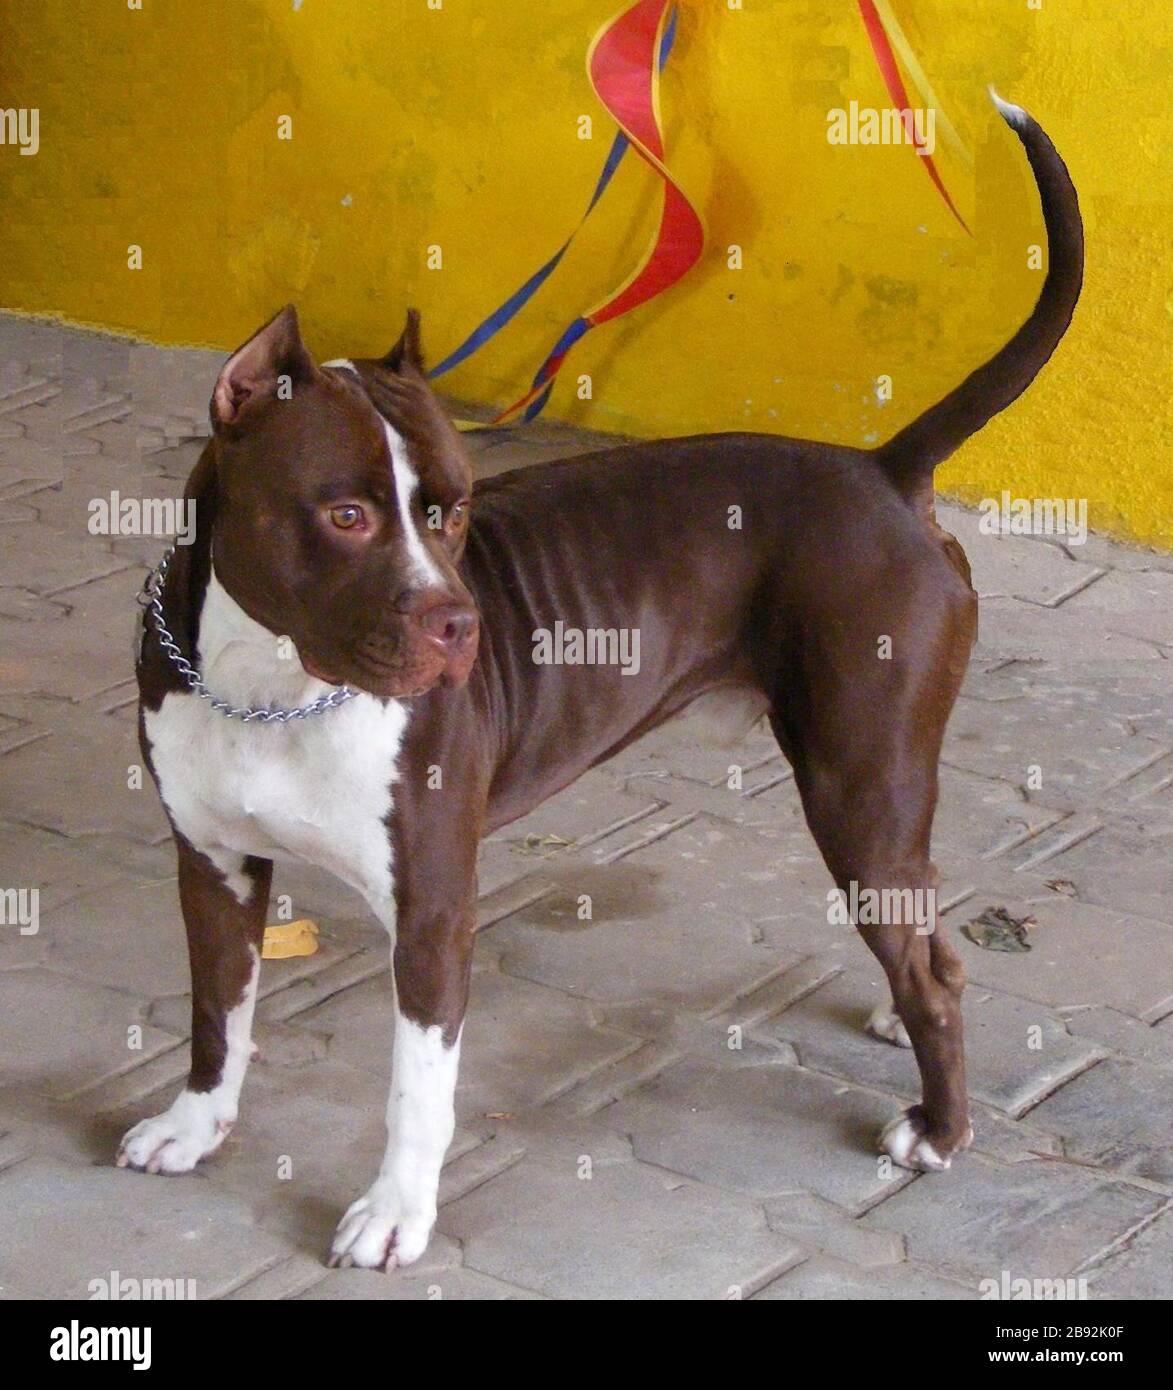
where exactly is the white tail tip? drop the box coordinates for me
[988,85,1029,129]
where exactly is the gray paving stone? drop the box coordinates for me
[956,1105,1064,1165]
[1083,1209,1173,1300]
[975,595,1160,665]
[0,499,39,527]
[33,439,166,493]
[111,1054,483,1263]
[0,313,63,368]
[743,757,1073,883]
[1064,1008,1173,1068]
[0,708,165,842]
[484,769,659,851]
[38,879,190,997]
[604,1055,909,1209]
[252,945,388,1027]
[754,1253,973,1299]
[1020,808,1173,923]
[0,435,55,479]
[1045,532,1173,575]
[172,1058,411,1251]
[299,1269,539,1300]
[1026,1059,1173,1185]
[1,564,145,703]
[477,839,544,899]
[938,507,1103,606]
[0,967,175,1100]
[145,438,207,485]
[492,848,786,1013]
[920,763,1065,861]
[0,823,126,969]
[765,1192,905,1266]
[596,992,800,1071]
[223,1253,334,1300]
[0,524,129,596]
[287,954,639,1119]
[605,715,781,787]
[297,1258,541,1300]
[62,828,177,887]
[866,1154,1166,1282]
[0,1156,290,1300]
[461,961,643,1115]
[0,587,70,623]
[525,811,848,985]
[441,1145,801,1299]
[942,685,1166,810]
[947,880,1173,1019]
[476,770,660,898]
[53,903,366,1031]
[756,966,1103,1116]
[129,341,224,423]
[610,768,796,835]
[1059,568,1173,648]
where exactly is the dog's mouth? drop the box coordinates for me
[299,610,479,700]
[303,656,435,698]
[352,665,446,700]
[302,650,473,700]
[301,654,344,686]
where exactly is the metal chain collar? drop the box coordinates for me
[141,545,357,723]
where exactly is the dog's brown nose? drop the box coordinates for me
[417,600,479,655]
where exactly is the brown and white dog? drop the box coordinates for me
[118,94,1082,1270]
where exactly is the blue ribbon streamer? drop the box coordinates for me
[428,4,678,385]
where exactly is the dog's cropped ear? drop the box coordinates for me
[211,305,316,430]
[381,308,424,375]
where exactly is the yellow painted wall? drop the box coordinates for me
[0,1,1168,546]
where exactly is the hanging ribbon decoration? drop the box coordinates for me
[429,0,703,424]
[857,0,971,235]
[431,1,963,423]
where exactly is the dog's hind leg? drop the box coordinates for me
[770,562,976,1169]
[865,997,912,1048]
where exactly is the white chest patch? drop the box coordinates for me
[144,571,409,919]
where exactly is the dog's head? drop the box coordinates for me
[206,305,478,698]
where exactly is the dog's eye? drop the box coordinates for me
[445,500,469,531]
[329,504,365,530]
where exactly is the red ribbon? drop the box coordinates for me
[858,0,970,235]
[492,0,704,422]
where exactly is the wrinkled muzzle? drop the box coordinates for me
[301,588,480,699]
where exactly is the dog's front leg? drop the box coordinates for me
[118,835,271,1173]
[330,831,477,1271]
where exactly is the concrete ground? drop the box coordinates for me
[0,312,1170,1301]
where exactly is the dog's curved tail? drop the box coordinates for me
[876,91,1083,501]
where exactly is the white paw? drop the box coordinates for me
[329,1186,435,1271]
[879,1109,972,1173]
[866,1001,912,1048]
[116,1092,232,1175]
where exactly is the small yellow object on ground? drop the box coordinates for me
[261,919,320,960]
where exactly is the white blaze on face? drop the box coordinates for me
[323,363,443,587]
[383,420,443,587]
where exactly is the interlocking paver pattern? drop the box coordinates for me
[0,315,1169,1299]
